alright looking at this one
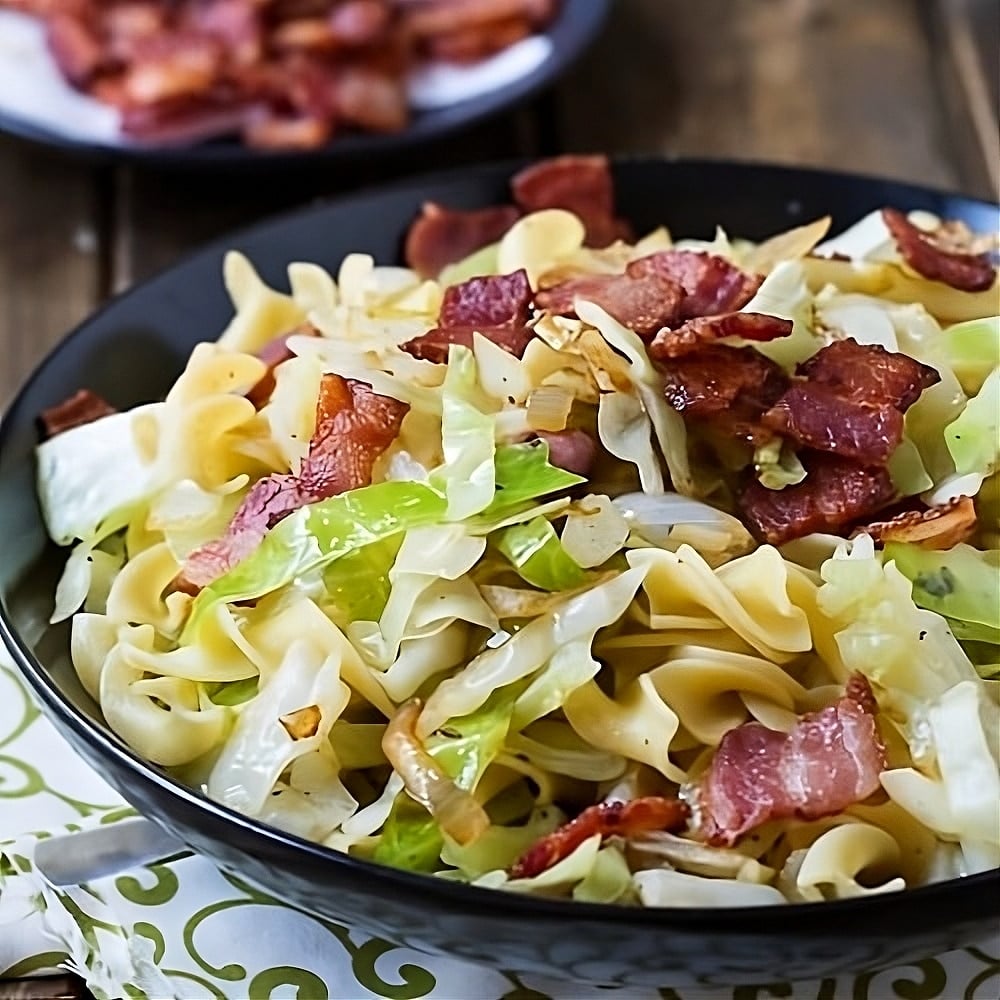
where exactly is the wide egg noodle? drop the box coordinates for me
[217,252,306,354]
[647,647,807,748]
[627,545,814,663]
[99,624,229,767]
[781,824,906,902]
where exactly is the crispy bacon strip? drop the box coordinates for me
[509,797,690,880]
[401,269,534,362]
[738,452,896,545]
[403,202,522,279]
[534,270,683,339]
[762,340,939,465]
[658,343,790,445]
[882,208,996,293]
[511,154,632,248]
[861,495,977,550]
[15,1,561,150]
[178,374,408,590]
[797,337,940,411]
[764,385,904,466]
[649,311,792,360]
[695,674,886,846]
[628,251,763,321]
[39,389,117,438]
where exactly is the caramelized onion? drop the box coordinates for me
[382,699,490,845]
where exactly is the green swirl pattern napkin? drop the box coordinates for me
[1,651,997,1000]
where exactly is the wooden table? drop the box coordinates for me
[0,0,995,996]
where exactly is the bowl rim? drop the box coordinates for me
[0,0,610,171]
[2,154,998,933]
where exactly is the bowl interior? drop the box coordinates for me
[2,159,998,987]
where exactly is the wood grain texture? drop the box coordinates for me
[0,2,995,998]
[0,139,102,406]
[110,112,545,291]
[553,0,967,192]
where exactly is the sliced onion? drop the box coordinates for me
[382,699,490,845]
[628,831,773,882]
[526,384,574,432]
[612,492,753,555]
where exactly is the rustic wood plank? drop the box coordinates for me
[553,0,970,193]
[0,139,103,406]
[927,0,1000,198]
[111,111,543,290]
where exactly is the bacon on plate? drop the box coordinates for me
[695,673,886,846]
[882,207,996,293]
[178,373,408,590]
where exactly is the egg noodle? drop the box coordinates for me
[37,205,999,907]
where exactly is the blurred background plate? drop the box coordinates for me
[0,0,609,170]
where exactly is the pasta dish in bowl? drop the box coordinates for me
[2,157,997,986]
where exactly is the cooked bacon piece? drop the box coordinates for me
[39,388,117,438]
[422,13,531,61]
[763,340,939,465]
[628,251,763,321]
[695,674,886,846]
[659,344,790,444]
[797,337,939,411]
[334,67,408,132]
[402,269,534,362]
[511,154,632,248]
[327,1,392,46]
[649,312,792,360]
[400,323,533,363]
[15,0,558,151]
[534,271,683,339]
[861,495,977,549]
[46,12,106,86]
[535,429,596,477]
[738,453,896,545]
[509,796,690,880]
[184,0,262,65]
[403,202,522,279]
[403,0,556,62]
[297,372,409,496]
[178,374,408,590]
[882,207,996,293]
[763,385,903,465]
[438,268,532,328]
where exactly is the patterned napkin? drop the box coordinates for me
[1,650,997,1000]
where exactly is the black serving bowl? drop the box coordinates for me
[1,159,998,990]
